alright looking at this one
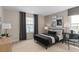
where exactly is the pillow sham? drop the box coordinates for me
[48,31,57,35]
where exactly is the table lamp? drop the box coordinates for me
[44,26,48,30]
[2,23,11,37]
[44,26,48,33]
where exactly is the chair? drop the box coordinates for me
[63,33,70,50]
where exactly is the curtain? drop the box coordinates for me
[19,12,26,40]
[34,14,38,35]
[68,6,79,16]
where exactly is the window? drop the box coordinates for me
[70,15,79,33]
[26,16,34,33]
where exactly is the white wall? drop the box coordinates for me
[0,7,3,18]
[3,9,19,42]
[38,15,45,34]
[45,10,70,28]
[0,7,3,34]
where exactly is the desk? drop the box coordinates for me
[0,37,12,52]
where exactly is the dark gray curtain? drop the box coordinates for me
[19,12,26,40]
[68,6,79,16]
[34,14,38,35]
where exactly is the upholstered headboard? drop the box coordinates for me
[48,29,62,35]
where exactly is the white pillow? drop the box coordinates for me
[57,30,62,35]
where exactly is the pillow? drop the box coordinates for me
[56,30,62,35]
[48,31,57,35]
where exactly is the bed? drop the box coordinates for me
[34,30,63,49]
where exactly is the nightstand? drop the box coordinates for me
[0,37,12,52]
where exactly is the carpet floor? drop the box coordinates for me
[12,39,79,52]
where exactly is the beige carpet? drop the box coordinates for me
[12,39,79,52]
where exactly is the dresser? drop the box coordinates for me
[0,37,12,52]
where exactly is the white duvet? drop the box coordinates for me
[40,34,63,44]
[57,35,63,41]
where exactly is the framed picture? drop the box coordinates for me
[51,16,63,28]
[57,19,62,26]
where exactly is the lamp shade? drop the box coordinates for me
[44,26,48,30]
[2,23,11,29]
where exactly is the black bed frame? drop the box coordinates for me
[34,34,53,49]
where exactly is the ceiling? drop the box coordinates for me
[3,6,75,16]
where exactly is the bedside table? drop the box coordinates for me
[0,37,12,52]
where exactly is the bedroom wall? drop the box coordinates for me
[3,9,19,42]
[0,6,3,18]
[0,7,3,34]
[45,10,70,28]
[38,15,45,34]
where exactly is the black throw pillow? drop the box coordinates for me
[48,31,57,35]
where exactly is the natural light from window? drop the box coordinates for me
[26,17,34,33]
[70,15,79,33]
[71,15,79,23]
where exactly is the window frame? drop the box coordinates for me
[26,16,34,33]
[70,15,79,33]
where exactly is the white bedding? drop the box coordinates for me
[40,34,55,43]
[57,35,63,41]
[40,34,63,44]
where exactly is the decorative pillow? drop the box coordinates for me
[48,31,57,35]
[56,30,62,35]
